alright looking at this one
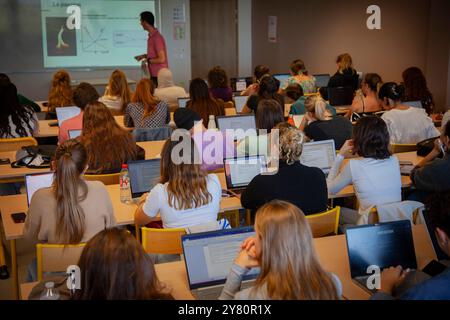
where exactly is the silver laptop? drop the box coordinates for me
[216,114,256,141]
[233,95,248,113]
[68,129,82,139]
[300,139,336,174]
[182,226,260,300]
[223,155,267,194]
[55,106,81,127]
[177,97,189,109]
[128,159,161,201]
[25,172,54,206]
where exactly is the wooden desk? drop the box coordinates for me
[21,225,433,300]
[0,151,50,181]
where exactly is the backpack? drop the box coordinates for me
[11,145,57,169]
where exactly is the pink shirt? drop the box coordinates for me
[147,29,168,77]
[58,112,83,144]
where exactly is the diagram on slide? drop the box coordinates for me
[81,26,109,54]
[45,17,77,56]
[113,30,147,48]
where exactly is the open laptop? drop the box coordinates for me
[300,139,336,174]
[177,97,189,109]
[230,77,253,92]
[182,226,260,300]
[25,172,54,206]
[127,159,161,202]
[55,106,81,127]
[314,74,331,88]
[233,95,248,113]
[216,114,256,141]
[223,155,267,194]
[68,129,82,139]
[273,73,290,87]
[403,101,423,109]
[345,220,417,294]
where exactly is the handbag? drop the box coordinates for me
[28,275,73,300]
[416,137,439,157]
[11,145,57,169]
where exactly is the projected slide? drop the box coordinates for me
[41,0,156,68]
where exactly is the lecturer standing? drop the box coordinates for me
[135,11,168,87]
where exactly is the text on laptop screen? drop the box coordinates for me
[300,140,336,172]
[55,106,81,127]
[182,227,259,289]
[217,115,256,141]
[25,173,54,206]
[233,96,248,113]
[128,160,161,198]
[346,221,417,278]
[314,74,331,88]
[178,98,189,109]
[224,156,266,189]
[68,129,82,139]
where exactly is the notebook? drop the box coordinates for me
[223,155,267,193]
[345,220,417,294]
[127,159,161,200]
[177,97,189,109]
[68,129,82,139]
[55,106,81,127]
[216,114,256,141]
[182,226,260,300]
[300,139,336,174]
[25,172,54,206]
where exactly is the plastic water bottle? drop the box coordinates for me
[207,115,217,130]
[120,164,131,204]
[40,282,60,300]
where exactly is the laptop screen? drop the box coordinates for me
[178,98,189,109]
[224,155,267,189]
[300,139,336,173]
[403,101,423,109]
[345,220,417,278]
[273,74,290,87]
[55,106,81,127]
[25,172,54,206]
[314,74,331,88]
[128,159,161,198]
[68,129,82,139]
[216,115,256,141]
[182,227,260,289]
[422,209,449,261]
[233,96,248,113]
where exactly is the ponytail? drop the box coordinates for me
[53,140,88,243]
[305,96,332,121]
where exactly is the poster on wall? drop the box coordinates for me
[173,5,186,23]
[173,23,186,40]
[268,16,277,43]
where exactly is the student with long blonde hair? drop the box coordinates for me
[219,200,342,300]
[80,101,143,174]
[47,69,73,112]
[134,135,221,229]
[99,69,132,113]
[125,78,169,128]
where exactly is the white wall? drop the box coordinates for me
[237,0,252,77]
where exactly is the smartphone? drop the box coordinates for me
[48,121,59,127]
[11,212,26,224]
[422,260,447,277]
[0,158,11,165]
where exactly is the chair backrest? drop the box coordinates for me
[327,86,354,106]
[390,143,418,153]
[133,127,172,142]
[306,206,340,238]
[84,172,120,185]
[141,227,186,254]
[0,137,38,152]
[368,201,423,225]
[36,243,85,281]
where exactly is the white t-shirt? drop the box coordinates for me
[99,95,123,111]
[327,155,402,213]
[154,86,188,110]
[1,113,39,138]
[381,107,440,144]
[142,174,222,228]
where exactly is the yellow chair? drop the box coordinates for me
[0,137,38,152]
[84,173,120,185]
[141,227,186,255]
[36,243,85,281]
[390,143,417,153]
[306,206,340,238]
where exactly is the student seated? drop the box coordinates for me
[379,82,440,144]
[402,67,435,115]
[320,53,359,100]
[134,136,221,229]
[73,228,172,300]
[0,80,39,138]
[125,78,170,128]
[409,121,450,202]
[345,73,382,119]
[208,66,233,103]
[237,99,284,157]
[327,116,402,227]
[280,59,316,94]
[287,83,336,117]
[154,68,188,111]
[80,101,144,174]
[371,191,450,300]
[186,78,225,127]
[241,125,327,217]
[241,75,284,114]
[24,140,116,280]
[58,82,99,144]
[219,200,342,300]
[99,69,131,114]
[240,65,270,97]
[299,96,352,149]
[47,70,74,113]
[443,109,450,130]
[0,73,40,112]
[173,108,235,171]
